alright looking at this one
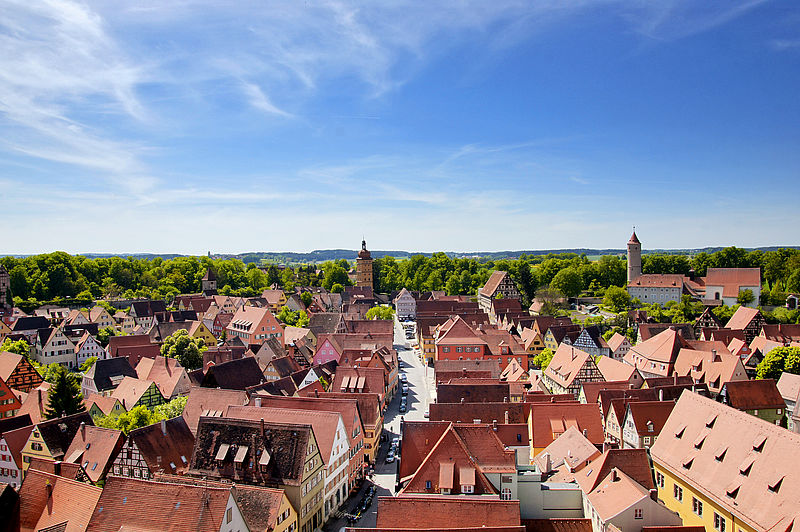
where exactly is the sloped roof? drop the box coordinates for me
[726,306,762,330]
[674,348,747,391]
[1,424,34,469]
[586,468,651,522]
[544,344,598,390]
[36,412,94,461]
[136,356,189,399]
[606,333,630,353]
[129,416,195,475]
[628,274,685,288]
[437,382,511,404]
[63,425,123,483]
[19,469,102,532]
[625,401,675,437]
[0,351,26,381]
[320,392,381,427]
[705,268,761,297]
[650,390,800,532]
[86,476,231,531]
[580,381,633,405]
[777,373,800,403]
[226,405,343,466]
[596,356,636,382]
[722,379,785,410]
[429,402,527,424]
[626,327,690,369]
[202,356,264,390]
[111,376,161,410]
[576,448,655,494]
[435,359,501,378]
[480,271,511,297]
[182,387,248,435]
[529,403,604,450]
[376,495,521,529]
[534,425,601,478]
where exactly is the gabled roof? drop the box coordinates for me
[606,332,630,353]
[624,401,675,438]
[576,448,655,493]
[721,379,785,410]
[480,271,512,297]
[650,390,800,532]
[11,316,50,331]
[267,355,303,378]
[376,495,521,530]
[190,417,312,486]
[86,476,233,531]
[725,306,763,330]
[628,274,685,288]
[626,327,690,367]
[19,469,102,532]
[63,424,124,483]
[777,373,800,403]
[36,412,94,461]
[596,356,637,382]
[129,416,195,475]
[529,403,605,450]
[434,359,501,378]
[674,348,747,392]
[436,382,511,404]
[16,382,51,424]
[1,424,34,469]
[0,351,31,381]
[580,381,633,405]
[534,425,601,478]
[705,268,761,297]
[544,344,598,390]
[202,356,264,390]
[320,392,381,427]
[111,376,162,410]
[586,467,652,522]
[429,402,527,424]
[136,356,189,399]
[182,387,248,435]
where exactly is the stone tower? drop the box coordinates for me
[201,268,218,296]
[356,239,373,289]
[0,265,9,310]
[627,229,642,283]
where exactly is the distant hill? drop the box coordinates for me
[41,245,796,264]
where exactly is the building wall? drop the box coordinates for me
[356,258,373,289]
[627,285,683,305]
[219,492,249,532]
[0,436,22,488]
[273,494,299,532]
[515,474,584,520]
[653,461,756,532]
[21,428,53,476]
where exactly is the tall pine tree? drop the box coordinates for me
[44,364,86,419]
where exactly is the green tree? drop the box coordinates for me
[321,265,350,291]
[79,356,98,373]
[603,286,631,312]
[365,306,394,320]
[550,268,583,298]
[756,346,800,380]
[531,348,555,370]
[160,329,205,370]
[153,395,188,420]
[96,326,118,348]
[44,364,86,419]
[737,289,755,306]
[0,338,31,358]
[331,283,344,294]
[300,291,313,307]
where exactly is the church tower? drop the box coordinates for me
[201,268,218,296]
[0,265,10,310]
[356,239,373,289]
[627,229,642,283]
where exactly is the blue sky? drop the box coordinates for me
[1,1,799,255]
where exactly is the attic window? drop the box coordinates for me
[768,475,784,493]
[693,434,706,450]
[705,414,717,428]
[85,443,91,450]
[753,434,767,453]
[739,457,755,476]
[215,443,230,462]
[682,457,694,470]
[92,463,98,471]
[715,447,727,462]
[181,456,188,465]
[725,482,740,499]
[675,426,686,439]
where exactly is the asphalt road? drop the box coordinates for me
[331,318,434,531]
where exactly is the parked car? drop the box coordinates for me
[386,450,395,463]
[399,402,407,413]
[402,384,409,395]
[399,373,407,383]
[424,409,429,418]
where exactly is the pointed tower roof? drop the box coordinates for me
[628,230,640,245]
[202,268,216,282]
[358,239,371,259]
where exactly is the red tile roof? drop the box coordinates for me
[576,448,655,493]
[480,271,512,298]
[544,344,600,390]
[181,387,248,435]
[595,357,637,382]
[86,476,233,531]
[722,379,785,410]
[529,403,605,450]
[705,268,761,298]
[19,469,102,532]
[376,495,521,529]
[651,391,800,532]
[725,306,762,331]
[63,424,124,483]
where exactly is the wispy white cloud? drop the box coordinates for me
[770,39,800,51]
[240,81,292,118]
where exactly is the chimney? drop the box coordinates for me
[460,398,465,404]
[254,396,262,408]
[53,461,61,476]
[45,480,53,513]
[80,422,86,439]
[659,389,664,402]
[260,418,265,437]
[649,488,658,501]
[504,410,510,424]
[610,468,619,482]
[674,373,678,385]
[314,389,319,397]
[492,420,497,431]
[542,452,552,473]
[503,396,508,403]
[161,418,167,436]
[602,441,611,453]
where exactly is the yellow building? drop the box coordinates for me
[189,320,217,347]
[356,240,373,289]
[651,391,800,532]
[273,490,299,532]
[21,413,93,476]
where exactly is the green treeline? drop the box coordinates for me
[3,246,800,310]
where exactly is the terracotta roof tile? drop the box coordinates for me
[725,306,762,331]
[129,416,195,475]
[529,403,604,450]
[576,448,654,493]
[721,379,785,410]
[376,495,520,529]
[706,268,761,298]
[651,391,800,532]
[182,387,248,435]
[19,469,102,532]
[63,424,124,483]
[595,357,636,382]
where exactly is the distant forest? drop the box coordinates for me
[3,246,799,313]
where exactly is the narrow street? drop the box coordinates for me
[330,318,434,531]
